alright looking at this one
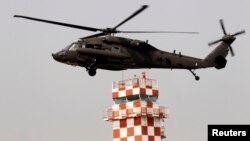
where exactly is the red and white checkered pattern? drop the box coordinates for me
[105,75,168,141]
[112,87,159,99]
[112,117,162,141]
[104,101,168,120]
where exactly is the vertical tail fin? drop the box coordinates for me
[203,19,245,69]
[203,43,229,69]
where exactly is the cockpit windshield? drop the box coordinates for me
[64,42,76,51]
[69,43,78,51]
[64,42,86,51]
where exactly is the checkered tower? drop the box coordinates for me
[104,72,169,141]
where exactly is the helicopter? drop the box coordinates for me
[14,5,245,80]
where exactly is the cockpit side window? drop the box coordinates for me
[81,44,86,48]
[86,44,94,48]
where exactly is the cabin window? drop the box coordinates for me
[111,47,120,53]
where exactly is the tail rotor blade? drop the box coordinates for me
[229,46,235,56]
[208,39,223,46]
[220,19,227,35]
[232,30,246,36]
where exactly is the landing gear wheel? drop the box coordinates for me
[87,58,97,76]
[195,76,200,81]
[88,69,96,76]
[189,69,200,81]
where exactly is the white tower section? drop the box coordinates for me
[104,73,169,141]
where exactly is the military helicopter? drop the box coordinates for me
[14,5,245,80]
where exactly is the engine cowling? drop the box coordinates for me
[215,55,227,69]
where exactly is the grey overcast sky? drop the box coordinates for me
[1,0,250,141]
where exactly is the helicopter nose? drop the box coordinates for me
[52,53,60,61]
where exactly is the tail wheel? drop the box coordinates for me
[88,69,96,76]
[195,76,200,81]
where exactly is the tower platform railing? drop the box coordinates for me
[112,77,158,90]
[103,104,169,121]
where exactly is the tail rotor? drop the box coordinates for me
[208,19,245,56]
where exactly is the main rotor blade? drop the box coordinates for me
[117,31,199,34]
[80,32,106,39]
[14,15,102,32]
[113,5,148,30]
[232,30,246,36]
[219,19,227,35]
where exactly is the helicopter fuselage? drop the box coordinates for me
[52,36,206,72]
